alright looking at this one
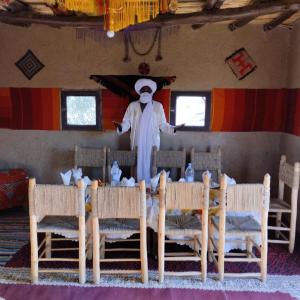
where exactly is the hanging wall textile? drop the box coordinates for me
[15,50,44,80]
[90,75,176,101]
[56,0,160,32]
[211,89,288,132]
[225,48,257,80]
[0,88,60,130]
[104,0,160,32]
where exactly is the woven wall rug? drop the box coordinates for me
[0,267,299,300]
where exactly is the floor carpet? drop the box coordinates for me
[1,208,300,299]
[0,267,299,300]
[0,209,29,266]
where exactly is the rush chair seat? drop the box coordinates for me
[91,180,148,284]
[29,178,86,284]
[107,147,137,182]
[190,147,221,183]
[74,145,106,182]
[151,146,186,181]
[208,174,270,282]
[268,155,300,253]
[158,171,210,283]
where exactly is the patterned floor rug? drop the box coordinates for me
[0,209,29,266]
[0,267,299,300]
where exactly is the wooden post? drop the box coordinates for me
[91,180,100,283]
[29,178,38,283]
[201,174,210,282]
[77,179,86,284]
[30,215,39,284]
[289,162,300,253]
[93,217,100,284]
[45,232,52,258]
[275,212,282,239]
[261,174,270,282]
[218,175,227,281]
[79,215,86,284]
[208,218,214,263]
[140,180,148,283]
[246,236,253,259]
[158,171,166,283]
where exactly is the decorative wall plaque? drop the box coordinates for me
[15,50,44,80]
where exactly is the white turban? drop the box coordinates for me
[134,79,157,95]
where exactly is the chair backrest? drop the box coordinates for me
[28,178,85,218]
[152,146,186,179]
[160,172,210,210]
[107,148,137,182]
[74,145,106,181]
[91,181,146,219]
[278,155,300,200]
[219,174,270,213]
[190,147,221,183]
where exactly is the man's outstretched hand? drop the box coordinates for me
[174,123,185,132]
[113,121,122,132]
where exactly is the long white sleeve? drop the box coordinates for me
[117,104,132,135]
[158,103,174,135]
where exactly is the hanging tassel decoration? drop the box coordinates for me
[105,0,160,32]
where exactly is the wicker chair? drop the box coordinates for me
[74,145,106,181]
[107,148,137,183]
[91,180,148,284]
[190,147,221,183]
[158,171,210,283]
[209,174,270,282]
[268,155,300,253]
[151,146,186,180]
[29,178,86,284]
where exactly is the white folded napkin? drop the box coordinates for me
[83,176,92,187]
[120,177,136,187]
[72,168,83,183]
[60,170,72,186]
[225,174,236,185]
[150,170,171,192]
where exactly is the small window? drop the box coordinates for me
[170,91,211,131]
[61,91,101,130]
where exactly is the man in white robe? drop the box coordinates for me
[113,79,183,183]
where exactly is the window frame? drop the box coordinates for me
[170,91,211,131]
[61,90,102,131]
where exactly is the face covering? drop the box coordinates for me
[139,92,152,104]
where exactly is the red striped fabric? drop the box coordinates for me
[0,87,300,137]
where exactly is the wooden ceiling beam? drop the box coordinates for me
[0,2,300,29]
[263,9,298,31]
[228,16,256,31]
[204,0,218,10]
[228,0,261,31]
[191,0,225,30]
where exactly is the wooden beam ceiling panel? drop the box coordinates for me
[0,1,300,29]
[263,9,298,30]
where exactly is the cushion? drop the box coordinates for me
[165,215,202,235]
[99,218,140,233]
[37,216,78,232]
[212,215,261,232]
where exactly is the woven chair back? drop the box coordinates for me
[75,145,106,168]
[29,183,85,217]
[226,184,269,212]
[92,185,146,219]
[165,182,208,210]
[191,147,221,182]
[279,157,300,190]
